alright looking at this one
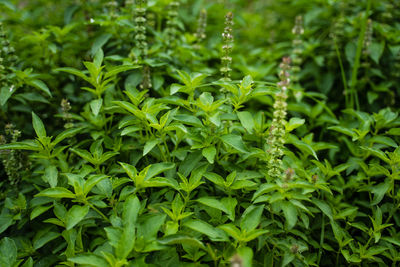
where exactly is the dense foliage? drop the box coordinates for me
[0,0,400,266]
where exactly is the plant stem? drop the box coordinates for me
[334,38,349,108]
[86,201,110,223]
[318,214,325,265]
[349,0,372,110]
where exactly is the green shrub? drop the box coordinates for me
[0,0,399,266]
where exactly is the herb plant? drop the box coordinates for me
[0,0,399,266]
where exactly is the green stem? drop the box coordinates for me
[318,215,325,265]
[336,248,341,267]
[162,136,171,161]
[86,201,110,223]
[384,202,400,225]
[349,0,372,110]
[157,143,167,162]
[334,38,349,108]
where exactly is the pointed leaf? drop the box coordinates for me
[28,79,52,97]
[55,67,90,83]
[0,237,17,266]
[66,205,90,230]
[44,165,58,188]
[202,146,216,164]
[236,246,253,267]
[30,205,52,220]
[183,220,228,241]
[90,99,103,116]
[69,254,109,267]
[237,111,254,133]
[158,234,205,249]
[0,85,16,106]
[220,134,248,153]
[35,188,76,199]
[32,112,47,140]
[281,201,298,229]
[33,231,60,249]
[241,205,264,232]
[143,139,159,156]
[145,162,175,180]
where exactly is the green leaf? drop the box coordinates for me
[237,111,254,133]
[281,201,298,229]
[220,134,248,153]
[199,92,214,106]
[90,33,112,57]
[33,230,60,250]
[241,205,264,232]
[55,67,90,83]
[252,184,280,200]
[121,126,141,136]
[84,174,108,196]
[30,205,52,220]
[117,195,140,259]
[360,146,390,163]
[70,148,95,164]
[369,41,385,64]
[66,205,90,230]
[369,136,397,148]
[381,237,400,247]
[96,178,113,197]
[371,179,391,205]
[32,112,47,140]
[203,172,225,186]
[0,237,17,267]
[0,140,42,151]
[0,1,16,11]
[119,162,137,180]
[90,98,103,116]
[145,162,175,180]
[328,126,356,138]
[313,198,333,220]
[287,134,318,160]
[179,151,203,177]
[174,114,203,127]
[44,165,58,188]
[218,224,242,241]
[282,252,295,267]
[0,215,13,235]
[341,249,361,263]
[183,220,228,241]
[143,139,158,156]
[28,79,52,97]
[236,246,253,267]
[241,75,254,89]
[93,48,104,68]
[0,85,16,106]
[158,234,205,249]
[21,257,33,267]
[196,197,230,215]
[221,197,237,221]
[53,127,83,146]
[345,42,356,64]
[35,187,76,199]
[386,128,400,136]
[202,146,216,164]
[69,254,109,267]
[170,83,184,95]
[286,117,305,132]
[104,65,139,79]
[123,195,140,227]
[243,229,269,242]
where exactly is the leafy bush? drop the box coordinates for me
[0,0,400,266]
